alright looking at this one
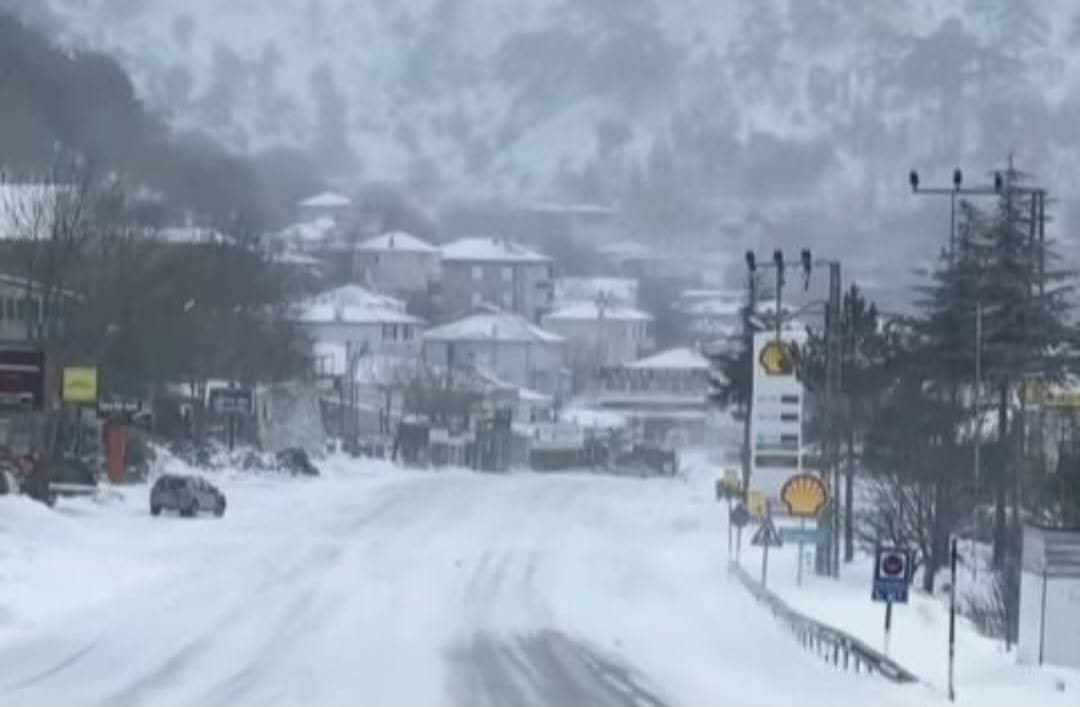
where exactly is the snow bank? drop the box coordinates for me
[737,534,1079,704]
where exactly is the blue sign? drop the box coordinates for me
[779,526,818,544]
[872,547,912,603]
[730,504,751,528]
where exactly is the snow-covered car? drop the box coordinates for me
[150,474,226,517]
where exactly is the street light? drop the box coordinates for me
[909,167,1002,262]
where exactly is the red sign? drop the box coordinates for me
[0,347,45,410]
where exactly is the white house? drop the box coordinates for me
[291,285,424,363]
[542,300,652,375]
[297,191,352,221]
[590,346,720,448]
[440,238,554,322]
[353,231,441,298]
[422,307,565,398]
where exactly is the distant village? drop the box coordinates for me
[267,190,745,472]
[0,183,746,475]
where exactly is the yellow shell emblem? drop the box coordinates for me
[780,473,829,518]
[759,340,795,375]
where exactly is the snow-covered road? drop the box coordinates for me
[1,463,921,706]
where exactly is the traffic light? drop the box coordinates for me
[745,250,756,273]
[953,167,963,190]
[801,249,812,289]
[773,249,784,287]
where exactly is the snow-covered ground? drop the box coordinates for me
[0,453,1067,705]
[736,524,1079,706]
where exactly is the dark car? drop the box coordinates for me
[150,474,226,517]
[50,456,98,498]
[276,447,319,476]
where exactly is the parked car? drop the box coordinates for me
[276,447,319,476]
[50,456,98,498]
[150,474,226,517]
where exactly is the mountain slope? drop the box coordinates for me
[6,0,1080,261]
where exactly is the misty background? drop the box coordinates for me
[3,0,1080,306]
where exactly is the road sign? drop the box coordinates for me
[780,472,829,518]
[0,346,45,410]
[779,525,818,544]
[730,504,751,528]
[747,490,767,520]
[751,519,783,547]
[97,396,143,420]
[210,387,253,415]
[62,366,99,404]
[872,547,912,603]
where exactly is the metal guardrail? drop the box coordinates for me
[730,563,919,683]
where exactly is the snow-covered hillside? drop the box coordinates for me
[6,0,1080,253]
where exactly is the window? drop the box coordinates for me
[501,266,513,282]
[471,292,483,307]
[403,325,413,340]
[16,299,26,321]
[381,323,391,340]
[3,298,12,320]
[472,265,483,281]
[501,292,512,308]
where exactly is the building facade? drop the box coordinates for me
[422,309,565,398]
[542,301,652,387]
[440,238,554,323]
[290,285,424,364]
[353,231,441,299]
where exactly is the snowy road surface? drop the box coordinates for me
[1,464,922,705]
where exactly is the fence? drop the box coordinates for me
[729,564,919,683]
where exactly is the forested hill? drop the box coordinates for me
[4,1,1080,273]
[0,11,323,229]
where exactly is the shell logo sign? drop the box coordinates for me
[779,473,829,518]
[758,340,795,376]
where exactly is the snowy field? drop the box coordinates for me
[0,454,1067,705]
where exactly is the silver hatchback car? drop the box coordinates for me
[150,474,226,517]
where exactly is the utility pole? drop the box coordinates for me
[741,252,758,497]
[826,261,842,577]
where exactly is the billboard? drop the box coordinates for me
[0,347,45,410]
[749,331,805,502]
[62,366,99,404]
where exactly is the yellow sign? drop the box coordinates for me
[62,366,99,404]
[1024,380,1080,409]
[780,473,829,518]
[759,340,795,376]
[747,490,767,520]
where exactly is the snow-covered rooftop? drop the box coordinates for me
[554,277,638,306]
[440,237,550,263]
[0,184,66,239]
[298,191,352,209]
[278,217,337,243]
[156,226,234,244]
[293,285,422,325]
[544,301,652,322]
[357,231,438,253]
[627,347,709,371]
[424,310,564,344]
